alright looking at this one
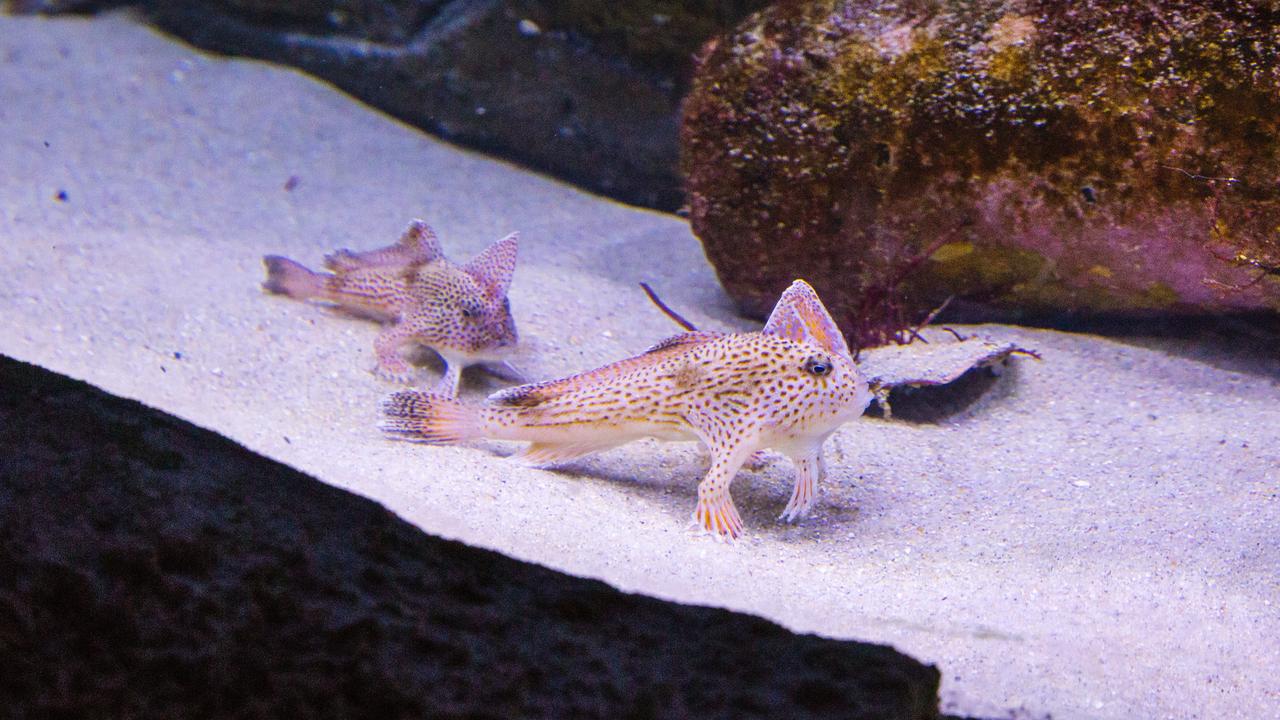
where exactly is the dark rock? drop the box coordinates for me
[4,0,105,11]
[681,0,1280,347]
[11,0,772,211]
[0,353,942,720]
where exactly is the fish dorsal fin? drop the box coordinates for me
[396,220,444,264]
[488,380,557,408]
[643,331,723,354]
[761,279,852,361]
[323,220,443,272]
[464,232,518,297]
[488,332,720,409]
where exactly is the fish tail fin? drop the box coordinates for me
[263,255,327,300]
[381,390,483,444]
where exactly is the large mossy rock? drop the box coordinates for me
[0,354,942,719]
[681,0,1280,345]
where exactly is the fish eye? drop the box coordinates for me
[460,304,482,320]
[804,356,832,377]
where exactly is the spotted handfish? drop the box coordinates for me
[382,279,872,540]
[263,220,518,395]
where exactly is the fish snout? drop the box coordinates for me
[494,312,519,347]
[475,321,518,358]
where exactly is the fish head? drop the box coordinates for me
[766,335,872,430]
[756,278,871,432]
[451,276,519,358]
[459,231,519,357]
[416,232,519,360]
[412,261,519,360]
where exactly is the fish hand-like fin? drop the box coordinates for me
[685,413,762,542]
[761,279,852,362]
[478,359,529,383]
[779,452,825,522]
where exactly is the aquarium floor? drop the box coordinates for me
[2,13,1278,720]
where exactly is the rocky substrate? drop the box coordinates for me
[0,354,941,719]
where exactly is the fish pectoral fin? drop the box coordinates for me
[779,452,826,523]
[479,360,529,383]
[690,441,757,542]
[517,440,619,468]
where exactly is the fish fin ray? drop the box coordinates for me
[761,279,852,361]
[489,332,721,408]
[643,331,722,354]
[487,380,560,408]
[324,220,443,271]
[517,440,619,467]
[463,232,519,296]
[263,255,327,300]
[381,390,480,443]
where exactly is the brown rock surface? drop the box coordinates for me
[0,354,942,719]
[681,0,1280,347]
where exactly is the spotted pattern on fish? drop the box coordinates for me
[263,220,518,394]
[383,280,872,541]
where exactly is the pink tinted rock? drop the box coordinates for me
[681,0,1280,347]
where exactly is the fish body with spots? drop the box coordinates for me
[384,280,872,540]
[263,220,518,394]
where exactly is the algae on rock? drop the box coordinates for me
[681,0,1280,347]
